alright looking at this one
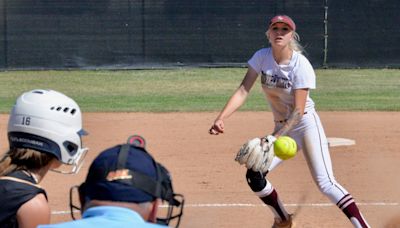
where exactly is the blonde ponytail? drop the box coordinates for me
[289,32,304,54]
[0,152,16,176]
[0,148,55,176]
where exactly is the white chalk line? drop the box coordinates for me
[52,201,399,215]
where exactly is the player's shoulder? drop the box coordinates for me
[253,47,271,56]
[293,51,313,68]
[18,193,51,228]
[293,51,309,62]
[250,48,273,63]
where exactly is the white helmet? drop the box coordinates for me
[7,89,88,174]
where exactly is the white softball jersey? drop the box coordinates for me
[248,48,315,122]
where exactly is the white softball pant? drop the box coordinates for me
[269,109,349,204]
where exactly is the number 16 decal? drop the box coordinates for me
[21,116,31,125]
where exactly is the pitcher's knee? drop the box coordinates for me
[316,180,333,193]
[246,169,267,192]
[316,179,344,197]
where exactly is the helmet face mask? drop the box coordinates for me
[52,146,88,174]
[7,89,88,174]
[156,163,185,227]
[156,193,185,228]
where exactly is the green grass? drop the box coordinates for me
[0,68,399,112]
[312,69,400,111]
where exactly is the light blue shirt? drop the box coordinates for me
[38,206,167,228]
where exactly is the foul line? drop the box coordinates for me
[52,201,399,215]
[187,202,400,207]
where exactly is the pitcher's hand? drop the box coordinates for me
[209,119,224,135]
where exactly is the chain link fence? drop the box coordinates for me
[0,0,399,69]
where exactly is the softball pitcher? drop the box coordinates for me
[209,15,370,228]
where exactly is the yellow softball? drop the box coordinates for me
[274,136,297,160]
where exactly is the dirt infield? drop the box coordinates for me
[1,112,399,227]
